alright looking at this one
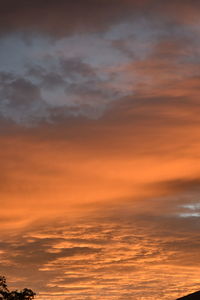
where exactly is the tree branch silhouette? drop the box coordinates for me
[0,276,36,300]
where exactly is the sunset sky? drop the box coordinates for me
[0,1,200,299]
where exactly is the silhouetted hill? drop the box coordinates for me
[176,290,200,299]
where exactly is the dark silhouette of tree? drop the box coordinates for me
[0,276,35,300]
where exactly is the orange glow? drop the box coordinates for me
[1,1,200,298]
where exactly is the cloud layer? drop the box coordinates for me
[1,203,200,300]
[0,0,200,125]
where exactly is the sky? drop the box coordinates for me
[0,0,200,299]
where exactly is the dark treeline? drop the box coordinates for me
[0,276,35,300]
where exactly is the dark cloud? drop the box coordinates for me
[60,58,97,78]
[50,276,93,285]
[0,0,150,36]
[1,0,200,37]
[0,74,50,125]
[158,178,200,194]
[1,77,40,105]
[0,50,127,125]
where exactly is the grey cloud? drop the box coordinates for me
[0,48,129,125]
[0,72,16,83]
[60,58,97,79]
[0,75,50,125]
[1,78,41,105]
[0,7,200,126]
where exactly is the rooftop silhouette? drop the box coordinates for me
[177,291,200,299]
